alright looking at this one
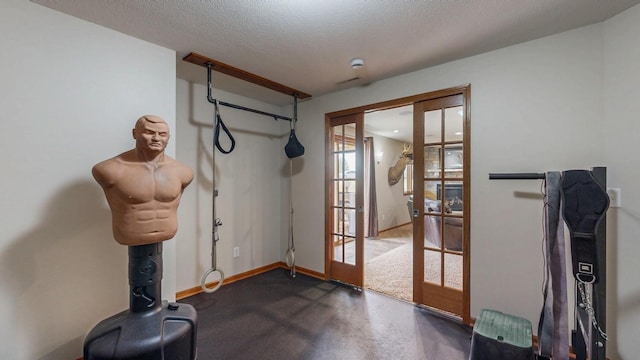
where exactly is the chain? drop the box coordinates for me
[577,281,609,342]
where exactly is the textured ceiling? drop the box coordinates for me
[33,0,639,106]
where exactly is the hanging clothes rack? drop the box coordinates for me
[488,167,608,360]
[183,52,311,121]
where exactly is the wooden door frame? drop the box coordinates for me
[324,84,471,324]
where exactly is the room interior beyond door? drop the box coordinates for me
[412,92,469,322]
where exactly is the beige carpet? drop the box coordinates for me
[365,236,462,303]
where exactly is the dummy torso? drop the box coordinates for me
[92,115,193,246]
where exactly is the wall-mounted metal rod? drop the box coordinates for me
[217,99,292,121]
[489,173,545,180]
[206,63,293,122]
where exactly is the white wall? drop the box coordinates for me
[292,21,627,356]
[602,4,640,359]
[175,79,287,291]
[0,1,176,359]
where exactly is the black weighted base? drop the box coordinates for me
[83,243,197,359]
[83,300,197,360]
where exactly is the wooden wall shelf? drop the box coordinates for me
[183,52,311,100]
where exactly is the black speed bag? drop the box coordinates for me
[285,129,305,158]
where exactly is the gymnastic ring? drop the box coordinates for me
[201,267,225,293]
[285,248,295,267]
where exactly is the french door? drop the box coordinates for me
[325,86,470,324]
[325,112,364,287]
[412,92,469,322]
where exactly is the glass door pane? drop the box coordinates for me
[327,114,364,287]
[444,253,463,290]
[331,124,356,265]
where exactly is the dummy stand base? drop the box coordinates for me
[83,243,197,359]
[83,300,197,360]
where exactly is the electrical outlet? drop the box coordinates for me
[233,247,240,258]
[607,188,621,208]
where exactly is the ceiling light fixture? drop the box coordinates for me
[351,58,365,69]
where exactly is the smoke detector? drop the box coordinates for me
[350,58,365,69]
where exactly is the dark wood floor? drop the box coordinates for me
[179,268,473,359]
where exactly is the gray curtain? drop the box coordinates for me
[364,137,379,237]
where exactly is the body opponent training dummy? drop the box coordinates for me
[84,115,197,360]
[92,114,194,246]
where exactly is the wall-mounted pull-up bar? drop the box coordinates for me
[489,172,546,180]
[206,62,295,121]
[183,52,311,122]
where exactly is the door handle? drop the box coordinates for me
[358,206,364,213]
[412,209,420,218]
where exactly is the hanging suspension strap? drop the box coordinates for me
[206,62,235,154]
[285,95,303,278]
[285,158,296,278]
[201,217,224,293]
[214,100,235,154]
[201,105,227,294]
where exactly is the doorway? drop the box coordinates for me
[362,106,415,302]
[325,85,470,324]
